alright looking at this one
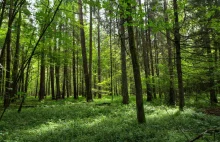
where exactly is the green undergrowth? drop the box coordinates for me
[0,95,219,142]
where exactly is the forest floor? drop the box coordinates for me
[0,95,220,142]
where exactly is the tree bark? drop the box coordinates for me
[78,0,92,102]
[39,48,45,101]
[97,3,101,99]
[109,10,113,98]
[55,29,61,99]
[89,2,93,98]
[11,9,21,101]
[120,15,129,104]
[144,0,152,101]
[72,30,78,99]
[50,47,55,100]
[125,0,146,123]
[204,28,218,105]
[4,0,13,108]
[173,0,184,110]
[164,0,175,105]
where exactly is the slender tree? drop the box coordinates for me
[119,9,129,104]
[38,41,46,101]
[164,0,175,105]
[49,43,55,100]
[97,1,101,98]
[78,0,92,102]
[173,0,184,110]
[4,0,13,108]
[89,1,93,98]
[125,0,146,123]
[11,9,22,101]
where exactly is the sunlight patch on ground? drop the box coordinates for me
[19,115,108,139]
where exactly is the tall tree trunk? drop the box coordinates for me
[125,0,146,123]
[120,14,129,104]
[205,28,218,105]
[146,3,156,97]
[144,0,152,101]
[24,61,31,93]
[154,34,162,98]
[173,0,184,111]
[149,32,156,98]
[164,0,175,105]
[72,30,78,99]
[62,67,66,99]
[78,0,92,102]
[55,37,61,99]
[93,69,97,97]
[109,11,113,98]
[63,59,70,98]
[72,7,78,99]
[39,49,45,101]
[89,2,93,98]
[97,2,101,99]
[50,45,55,100]
[11,9,22,101]
[21,47,26,97]
[4,0,13,108]
[76,50,79,97]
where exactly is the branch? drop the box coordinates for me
[189,128,220,142]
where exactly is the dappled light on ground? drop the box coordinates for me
[0,96,219,142]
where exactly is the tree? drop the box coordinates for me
[72,10,78,99]
[125,0,146,123]
[97,0,101,98]
[119,4,129,104]
[78,0,92,102]
[38,39,46,101]
[4,0,14,108]
[173,0,184,110]
[164,0,175,105]
[89,1,93,99]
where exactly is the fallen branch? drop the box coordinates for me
[189,128,220,142]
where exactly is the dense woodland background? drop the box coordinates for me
[0,0,220,141]
[0,0,220,139]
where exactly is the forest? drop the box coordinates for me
[0,0,220,141]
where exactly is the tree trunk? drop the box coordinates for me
[78,0,92,102]
[62,67,66,99]
[50,49,55,100]
[125,0,146,123]
[173,0,184,111]
[144,0,152,101]
[4,0,13,108]
[120,15,129,104]
[154,34,162,98]
[97,3,101,99]
[110,12,113,98]
[72,30,78,99]
[205,28,218,105]
[55,36,61,99]
[164,0,175,105]
[149,32,156,98]
[89,3,93,98]
[11,9,22,101]
[39,49,45,101]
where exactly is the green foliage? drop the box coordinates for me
[0,96,219,142]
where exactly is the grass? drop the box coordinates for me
[0,95,219,142]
